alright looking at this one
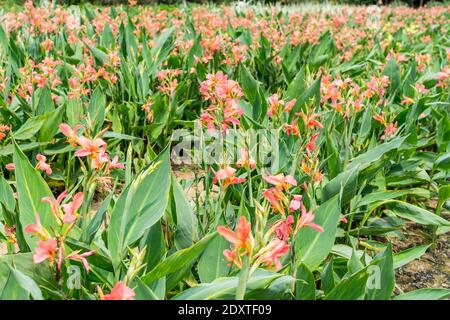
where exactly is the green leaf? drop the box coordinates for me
[295,263,316,300]
[108,147,171,270]
[0,175,15,213]
[39,106,64,142]
[142,232,217,285]
[325,267,369,300]
[365,243,394,300]
[393,244,430,269]
[13,117,46,140]
[9,267,43,300]
[239,63,259,103]
[348,136,406,171]
[388,201,450,226]
[322,165,359,205]
[0,269,29,300]
[172,269,288,300]
[133,277,160,300]
[171,175,198,249]
[295,195,340,270]
[36,86,54,115]
[383,58,401,96]
[198,235,230,283]
[320,258,335,294]
[394,288,450,300]
[87,87,106,135]
[356,107,372,146]
[13,141,56,249]
[435,153,450,171]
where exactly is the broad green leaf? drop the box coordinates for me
[295,263,315,300]
[142,232,217,285]
[36,86,54,115]
[388,201,450,226]
[13,117,46,140]
[198,235,229,283]
[295,195,340,270]
[39,106,64,142]
[394,288,450,300]
[108,147,171,270]
[435,153,450,171]
[87,87,106,135]
[133,277,160,300]
[393,244,430,269]
[9,267,43,300]
[0,175,15,213]
[325,267,369,300]
[348,136,406,171]
[322,165,359,205]
[171,175,198,249]
[383,58,401,96]
[365,243,394,300]
[13,141,56,249]
[172,269,288,300]
[320,258,335,294]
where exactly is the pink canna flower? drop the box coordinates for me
[25,213,51,240]
[74,136,106,158]
[236,148,256,170]
[103,282,135,300]
[61,192,84,223]
[289,195,302,212]
[256,238,289,270]
[59,123,82,147]
[217,216,252,253]
[381,122,398,140]
[223,249,242,268]
[275,215,294,241]
[283,99,297,112]
[107,155,125,171]
[267,94,284,117]
[33,238,57,264]
[42,191,68,221]
[299,112,323,129]
[91,149,109,171]
[307,133,319,156]
[213,166,246,188]
[295,204,324,233]
[66,250,95,273]
[284,118,300,136]
[5,163,15,171]
[36,154,52,175]
[263,187,288,214]
[263,174,297,191]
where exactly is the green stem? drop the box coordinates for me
[235,254,250,300]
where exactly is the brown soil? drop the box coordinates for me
[391,215,450,294]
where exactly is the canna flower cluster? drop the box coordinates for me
[199,72,244,133]
[25,192,94,276]
[373,112,398,140]
[0,124,10,141]
[157,69,181,95]
[59,123,124,189]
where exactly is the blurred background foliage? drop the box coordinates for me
[0,0,448,8]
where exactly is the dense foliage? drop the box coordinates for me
[0,1,449,300]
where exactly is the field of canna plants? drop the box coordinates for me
[0,1,449,302]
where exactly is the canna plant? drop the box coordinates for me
[0,1,449,301]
